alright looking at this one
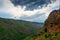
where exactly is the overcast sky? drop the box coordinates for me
[0,0,60,23]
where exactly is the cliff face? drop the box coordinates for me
[45,9,60,33]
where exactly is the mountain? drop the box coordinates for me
[0,17,43,40]
[23,9,60,40]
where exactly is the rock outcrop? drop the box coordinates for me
[44,9,60,33]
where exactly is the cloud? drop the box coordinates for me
[0,0,60,22]
[10,0,56,10]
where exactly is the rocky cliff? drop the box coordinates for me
[45,9,60,33]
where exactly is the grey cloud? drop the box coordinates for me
[10,0,56,10]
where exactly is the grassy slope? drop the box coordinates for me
[24,28,60,40]
[0,18,43,40]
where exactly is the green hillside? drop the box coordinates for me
[0,18,43,40]
[24,28,60,40]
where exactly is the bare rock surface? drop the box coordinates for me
[45,9,60,33]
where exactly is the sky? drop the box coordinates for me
[0,0,60,23]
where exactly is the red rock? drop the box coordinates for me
[44,9,60,33]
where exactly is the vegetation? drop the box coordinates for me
[0,18,43,40]
[24,29,60,40]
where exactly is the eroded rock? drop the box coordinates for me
[45,9,60,33]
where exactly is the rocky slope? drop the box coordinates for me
[45,9,60,33]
